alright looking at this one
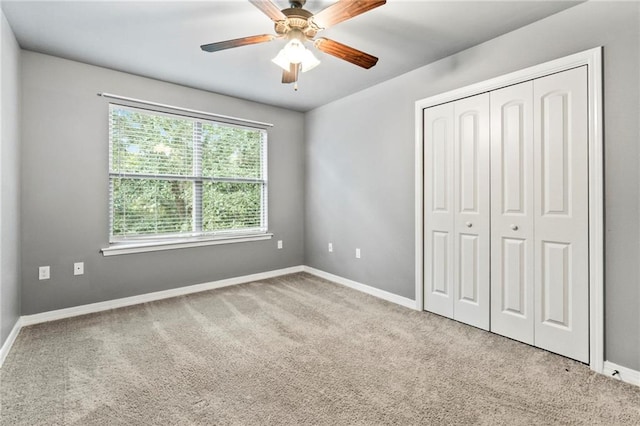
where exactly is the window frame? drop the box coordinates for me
[102,102,271,256]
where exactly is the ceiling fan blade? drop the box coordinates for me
[249,0,287,22]
[282,63,300,84]
[312,0,386,29]
[314,37,378,69]
[200,34,276,52]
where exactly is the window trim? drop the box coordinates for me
[102,98,270,254]
[101,232,273,256]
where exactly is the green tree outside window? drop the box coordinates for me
[109,105,267,241]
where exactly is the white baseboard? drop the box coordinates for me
[0,317,23,368]
[7,264,638,391]
[20,265,305,327]
[603,361,640,387]
[303,266,418,310]
[3,264,415,367]
[4,264,416,367]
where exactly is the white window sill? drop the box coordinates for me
[101,233,273,256]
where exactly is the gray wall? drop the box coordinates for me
[305,1,640,370]
[0,11,21,347]
[20,52,305,315]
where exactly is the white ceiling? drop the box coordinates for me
[1,0,581,111]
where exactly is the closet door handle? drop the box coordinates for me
[466,222,473,228]
[511,224,519,231]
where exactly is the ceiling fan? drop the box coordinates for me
[200,0,386,88]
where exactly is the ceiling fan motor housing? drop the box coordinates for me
[275,6,320,39]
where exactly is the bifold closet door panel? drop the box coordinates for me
[453,94,490,330]
[533,66,589,363]
[490,82,535,343]
[424,102,455,318]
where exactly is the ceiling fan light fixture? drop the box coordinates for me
[272,38,320,73]
[300,49,320,72]
[283,39,306,64]
[272,49,292,71]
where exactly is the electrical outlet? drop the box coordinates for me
[39,266,50,280]
[74,262,84,276]
[328,242,333,252]
[355,248,361,259]
[277,240,283,249]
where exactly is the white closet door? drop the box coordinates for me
[424,102,455,318]
[533,66,589,363]
[490,82,535,343]
[453,94,490,330]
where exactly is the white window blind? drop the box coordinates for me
[108,104,267,242]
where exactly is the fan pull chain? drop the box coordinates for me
[294,82,299,91]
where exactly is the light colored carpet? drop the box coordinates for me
[1,272,639,425]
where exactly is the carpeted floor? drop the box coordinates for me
[1,272,639,425]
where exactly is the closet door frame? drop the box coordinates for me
[414,47,603,373]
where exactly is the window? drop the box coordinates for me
[108,104,267,245]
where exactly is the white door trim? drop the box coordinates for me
[414,47,604,373]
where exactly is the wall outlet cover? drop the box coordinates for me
[39,266,50,280]
[74,262,84,276]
